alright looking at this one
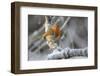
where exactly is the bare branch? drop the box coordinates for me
[60,17,71,30]
[32,42,47,53]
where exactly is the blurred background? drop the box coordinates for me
[28,15,88,60]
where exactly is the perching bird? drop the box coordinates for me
[42,24,61,41]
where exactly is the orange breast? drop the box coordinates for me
[42,24,61,40]
[51,24,61,40]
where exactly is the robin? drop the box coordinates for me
[42,24,61,49]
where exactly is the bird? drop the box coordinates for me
[42,24,61,41]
